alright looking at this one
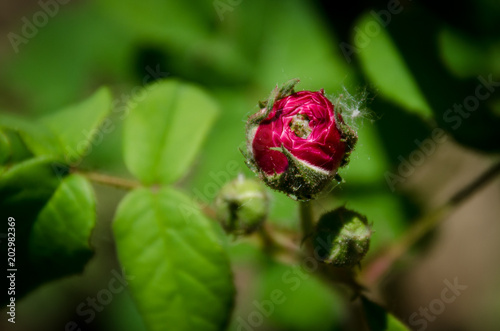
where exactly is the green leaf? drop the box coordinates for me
[177,37,253,85]
[29,174,96,282]
[113,187,234,331]
[355,12,433,119]
[378,6,500,152]
[96,0,210,50]
[104,290,148,331]
[362,296,409,331]
[387,314,410,331]
[438,28,495,78]
[0,87,112,162]
[0,157,67,216]
[0,156,68,301]
[123,80,219,185]
[38,87,112,162]
[0,130,10,164]
[3,3,130,113]
[183,90,247,211]
[1,160,96,301]
[255,0,353,92]
[0,112,60,157]
[0,130,33,164]
[254,262,343,331]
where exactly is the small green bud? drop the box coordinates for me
[313,206,371,267]
[214,175,269,235]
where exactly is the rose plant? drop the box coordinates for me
[2,0,500,329]
[0,78,430,331]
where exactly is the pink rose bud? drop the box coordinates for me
[244,79,357,200]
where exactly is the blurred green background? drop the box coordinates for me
[1,0,500,330]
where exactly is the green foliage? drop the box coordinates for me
[0,130,10,164]
[37,87,112,162]
[438,28,497,78]
[355,13,433,120]
[254,0,353,92]
[0,112,60,157]
[1,79,234,330]
[0,129,33,165]
[104,290,148,331]
[28,174,96,281]
[375,6,500,152]
[0,87,112,162]
[256,262,343,331]
[0,157,68,299]
[2,3,130,113]
[113,187,234,331]
[0,157,65,218]
[97,0,211,49]
[123,80,219,185]
[117,80,234,330]
[0,88,108,300]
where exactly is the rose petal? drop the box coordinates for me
[252,90,347,175]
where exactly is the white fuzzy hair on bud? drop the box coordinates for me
[328,86,375,131]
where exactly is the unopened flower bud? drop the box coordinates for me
[313,207,371,267]
[214,175,269,235]
[243,79,357,201]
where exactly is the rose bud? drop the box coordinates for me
[243,79,357,200]
[214,175,269,235]
[313,207,372,267]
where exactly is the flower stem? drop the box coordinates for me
[77,171,140,190]
[258,223,278,254]
[362,160,500,286]
[298,200,364,295]
[299,200,314,240]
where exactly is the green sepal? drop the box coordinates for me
[246,78,300,128]
[252,145,335,201]
[243,80,302,195]
[334,106,358,167]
